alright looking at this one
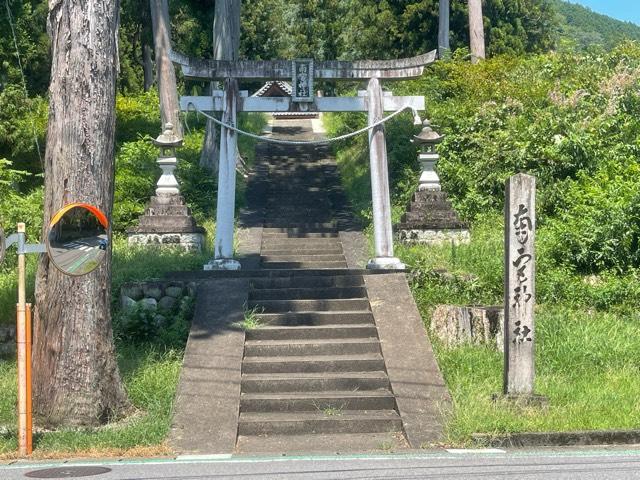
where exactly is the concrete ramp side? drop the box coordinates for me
[365,273,452,448]
[169,279,248,454]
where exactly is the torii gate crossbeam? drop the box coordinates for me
[172,48,437,270]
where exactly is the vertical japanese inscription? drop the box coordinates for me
[504,174,536,395]
[292,59,314,102]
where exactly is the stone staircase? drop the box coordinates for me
[169,119,449,455]
[236,121,405,450]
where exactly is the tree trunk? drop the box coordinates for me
[438,0,450,58]
[150,0,182,136]
[468,0,486,63]
[143,43,154,92]
[33,0,129,427]
[200,0,241,172]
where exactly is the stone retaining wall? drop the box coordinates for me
[0,325,16,357]
[120,280,197,314]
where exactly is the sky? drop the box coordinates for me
[570,1,640,26]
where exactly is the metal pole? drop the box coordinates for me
[16,223,31,455]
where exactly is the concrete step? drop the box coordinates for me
[240,391,396,412]
[248,298,370,313]
[262,222,337,229]
[235,432,408,454]
[261,254,346,263]
[262,232,340,239]
[261,247,344,256]
[249,275,363,290]
[242,354,385,374]
[261,238,343,248]
[238,410,403,435]
[261,261,348,269]
[263,227,338,234]
[255,311,374,326]
[241,372,390,393]
[244,338,380,357]
[249,286,367,301]
[246,324,378,341]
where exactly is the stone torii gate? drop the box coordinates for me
[171,49,437,270]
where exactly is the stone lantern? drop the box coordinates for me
[396,119,470,245]
[153,123,182,196]
[127,123,205,251]
[411,119,444,191]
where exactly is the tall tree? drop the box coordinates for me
[200,0,241,172]
[150,0,182,136]
[468,0,486,63]
[32,0,129,426]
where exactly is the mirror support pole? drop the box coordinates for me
[15,223,32,456]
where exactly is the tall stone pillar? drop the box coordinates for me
[366,77,404,270]
[504,174,537,396]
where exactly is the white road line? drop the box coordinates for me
[446,448,506,454]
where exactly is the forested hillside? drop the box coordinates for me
[555,1,640,49]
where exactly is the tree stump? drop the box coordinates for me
[431,305,503,351]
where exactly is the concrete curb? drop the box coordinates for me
[473,430,640,448]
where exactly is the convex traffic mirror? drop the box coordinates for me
[0,224,5,265]
[47,203,109,276]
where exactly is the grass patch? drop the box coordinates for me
[0,346,183,456]
[394,218,640,444]
[236,305,263,331]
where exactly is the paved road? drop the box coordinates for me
[3,448,640,479]
[49,234,107,275]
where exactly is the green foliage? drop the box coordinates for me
[114,296,194,349]
[331,43,640,275]
[113,140,158,231]
[0,0,49,95]
[115,92,161,144]
[0,85,47,178]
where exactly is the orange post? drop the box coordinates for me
[15,223,31,456]
[25,303,32,454]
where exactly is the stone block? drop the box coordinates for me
[143,284,163,300]
[121,295,137,311]
[121,284,144,301]
[139,298,158,310]
[158,296,177,311]
[165,286,184,298]
[431,305,503,350]
[397,228,470,245]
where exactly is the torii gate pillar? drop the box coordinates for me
[366,78,405,270]
[205,78,241,270]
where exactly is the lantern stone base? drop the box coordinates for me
[397,190,470,246]
[127,193,205,252]
[397,228,470,245]
[128,232,205,251]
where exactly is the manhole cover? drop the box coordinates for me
[25,466,112,478]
